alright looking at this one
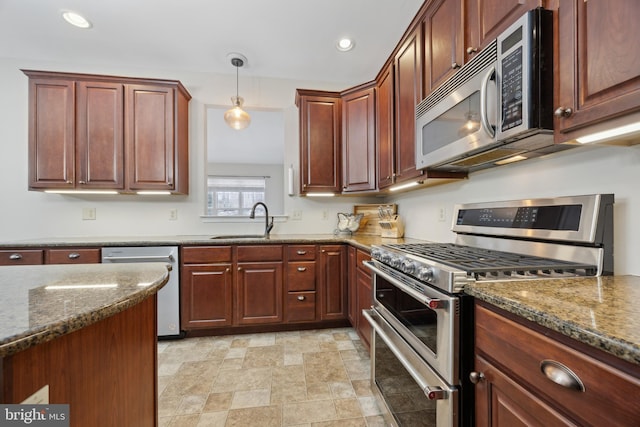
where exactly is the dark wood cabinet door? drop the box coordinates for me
[465,0,541,57]
[76,81,124,189]
[319,245,347,321]
[27,77,75,190]
[376,64,395,189]
[394,27,424,183]
[347,246,358,326]
[297,90,341,194]
[125,84,175,192]
[236,262,283,325]
[356,268,372,350]
[342,85,376,192]
[423,0,464,96]
[181,264,233,328]
[555,0,640,141]
[474,355,576,427]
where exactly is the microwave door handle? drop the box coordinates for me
[480,66,496,138]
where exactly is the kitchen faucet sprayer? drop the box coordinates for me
[249,202,273,237]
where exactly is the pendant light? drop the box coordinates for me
[224,53,251,130]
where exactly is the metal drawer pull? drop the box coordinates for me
[297,267,307,272]
[297,250,307,255]
[540,360,585,392]
[68,252,81,259]
[469,371,485,384]
[9,253,23,260]
[297,295,305,301]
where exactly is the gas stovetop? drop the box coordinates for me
[370,194,614,294]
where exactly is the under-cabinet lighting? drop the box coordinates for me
[495,155,528,165]
[389,181,422,192]
[576,121,640,144]
[136,191,172,195]
[306,192,335,197]
[61,10,92,29]
[44,190,119,195]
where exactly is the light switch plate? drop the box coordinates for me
[21,384,49,404]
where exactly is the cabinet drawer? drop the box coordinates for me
[182,246,232,264]
[237,245,283,262]
[47,248,101,264]
[475,304,640,426]
[287,245,316,261]
[0,249,44,265]
[287,262,316,291]
[286,292,316,322]
[356,249,371,275]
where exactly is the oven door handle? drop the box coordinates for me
[363,308,454,401]
[363,260,448,310]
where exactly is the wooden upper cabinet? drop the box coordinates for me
[465,0,542,57]
[23,70,190,194]
[423,0,464,96]
[126,84,175,192]
[394,27,424,183]
[376,64,395,190]
[341,84,376,193]
[555,0,640,142]
[27,77,75,190]
[296,90,342,194]
[76,81,124,189]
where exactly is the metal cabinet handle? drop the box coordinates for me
[297,295,306,301]
[237,267,242,271]
[469,371,485,384]
[466,47,478,54]
[67,252,81,259]
[225,268,230,273]
[9,253,23,260]
[296,250,307,255]
[297,266,307,272]
[451,62,461,69]
[540,360,585,392]
[78,180,86,184]
[554,107,573,118]
[66,180,73,184]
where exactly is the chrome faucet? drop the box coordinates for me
[249,202,274,237]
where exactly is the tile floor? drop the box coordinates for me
[157,327,387,426]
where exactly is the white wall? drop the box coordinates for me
[0,57,374,240]
[1,57,639,275]
[388,144,640,275]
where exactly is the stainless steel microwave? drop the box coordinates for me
[415,8,560,172]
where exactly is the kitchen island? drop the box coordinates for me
[0,263,170,426]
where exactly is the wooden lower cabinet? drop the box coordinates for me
[1,247,101,266]
[180,246,233,329]
[236,261,283,325]
[319,245,347,321]
[348,248,372,350]
[473,302,640,426]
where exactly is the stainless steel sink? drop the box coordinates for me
[210,234,267,240]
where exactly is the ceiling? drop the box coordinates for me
[0,0,424,85]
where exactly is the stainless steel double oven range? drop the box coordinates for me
[363,194,614,426]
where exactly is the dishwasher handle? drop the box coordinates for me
[102,254,175,263]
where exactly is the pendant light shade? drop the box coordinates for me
[224,55,251,130]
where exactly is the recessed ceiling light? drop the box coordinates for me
[61,10,92,29]
[336,38,355,52]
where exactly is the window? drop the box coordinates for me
[206,176,267,216]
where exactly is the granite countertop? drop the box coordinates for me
[466,275,640,366]
[0,263,170,358]
[0,233,423,252]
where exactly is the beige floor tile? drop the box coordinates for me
[282,400,337,425]
[158,328,375,426]
[230,388,271,409]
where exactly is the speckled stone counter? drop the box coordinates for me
[466,275,640,365]
[0,233,423,252]
[0,263,169,358]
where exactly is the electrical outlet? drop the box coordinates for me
[82,208,96,220]
[291,210,302,220]
[438,207,446,222]
[169,208,178,221]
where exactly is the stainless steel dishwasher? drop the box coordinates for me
[102,246,181,339]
